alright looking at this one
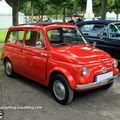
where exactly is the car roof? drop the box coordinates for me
[16,22,74,26]
[76,20,120,27]
[10,22,75,30]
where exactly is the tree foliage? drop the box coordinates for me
[5,0,120,24]
[108,0,120,20]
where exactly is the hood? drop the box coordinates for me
[51,44,112,65]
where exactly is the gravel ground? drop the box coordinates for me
[0,65,120,120]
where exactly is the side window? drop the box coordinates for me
[7,31,24,45]
[25,30,45,48]
[103,26,108,37]
[109,24,119,38]
[81,24,105,37]
[80,24,94,33]
[89,25,104,37]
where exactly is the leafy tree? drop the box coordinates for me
[6,0,28,25]
[93,0,101,16]
[48,0,70,21]
[101,0,107,20]
[6,0,120,24]
[108,0,120,20]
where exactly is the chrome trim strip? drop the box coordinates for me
[96,67,112,73]
[76,74,119,90]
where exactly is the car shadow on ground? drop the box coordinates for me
[1,65,119,106]
[15,74,53,97]
[14,73,109,103]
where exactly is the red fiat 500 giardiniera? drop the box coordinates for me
[1,23,119,104]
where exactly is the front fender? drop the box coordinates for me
[2,52,12,64]
[48,67,77,90]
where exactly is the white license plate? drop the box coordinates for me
[95,71,113,83]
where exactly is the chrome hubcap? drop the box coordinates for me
[53,80,66,100]
[6,61,12,75]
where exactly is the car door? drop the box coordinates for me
[80,24,106,46]
[22,29,48,84]
[97,24,120,59]
[6,30,25,74]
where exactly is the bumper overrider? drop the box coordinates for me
[76,74,119,90]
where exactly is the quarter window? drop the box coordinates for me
[81,24,105,37]
[7,31,24,45]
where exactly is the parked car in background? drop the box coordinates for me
[76,20,120,61]
[2,23,119,104]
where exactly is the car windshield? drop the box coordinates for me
[109,23,120,39]
[114,23,120,31]
[47,27,87,47]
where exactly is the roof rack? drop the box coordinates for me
[38,22,74,26]
[14,22,74,26]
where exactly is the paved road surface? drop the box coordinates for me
[0,65,120,120]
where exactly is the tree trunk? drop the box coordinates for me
[31,1,34,22]
[101,0,107,20]
[12,0,19,25]
[116,14,119,21]
[63,6,66,22]
[60,8,62,19]
[41,4,44,22]
[55,7,58,20]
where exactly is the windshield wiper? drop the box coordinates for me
[67,40,85,45]
[59,43,69,45]
[51,42,69,46]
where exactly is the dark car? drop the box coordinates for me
[76,20,120,61]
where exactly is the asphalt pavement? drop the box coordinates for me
[0,65,120,120]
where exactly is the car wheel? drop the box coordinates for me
[102,82,113,89]
[4,60,15,77]
[52,74,74,105]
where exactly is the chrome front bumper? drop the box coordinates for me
[76,74,119,90]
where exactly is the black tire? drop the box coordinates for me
[0,109,4,119]
[102,82,113,89]
[52,74,74,105]
[4,59,15,77]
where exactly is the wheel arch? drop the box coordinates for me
[3,56,11,65]
[48,68,76,90]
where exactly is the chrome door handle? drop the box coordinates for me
[41,53,48,57]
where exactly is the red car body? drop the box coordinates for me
[1,23,119,104]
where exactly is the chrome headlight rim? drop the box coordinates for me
[82,67,89,76]
[114,60,118,68]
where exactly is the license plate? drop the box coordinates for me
[95,71,113,83]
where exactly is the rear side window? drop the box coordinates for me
[80,24,105,37]
[80,24,93,32]
[7,30,24,45]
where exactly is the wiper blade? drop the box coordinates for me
[68,41,85,44]
[59,43,69,45]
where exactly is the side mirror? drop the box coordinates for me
[36,41,42,48]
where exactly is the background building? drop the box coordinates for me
[0,0,24,29]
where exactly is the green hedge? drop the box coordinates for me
[0,30,7,43]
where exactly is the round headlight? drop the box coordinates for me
[82,67,89,76]
[114,60,118,68]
